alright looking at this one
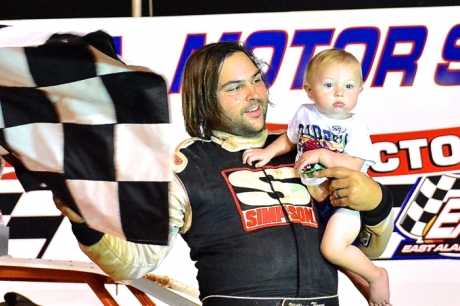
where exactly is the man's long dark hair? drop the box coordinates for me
[181,41,268,139]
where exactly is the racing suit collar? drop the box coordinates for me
[211,129,268,152]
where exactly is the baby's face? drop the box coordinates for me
[304,63,363,120]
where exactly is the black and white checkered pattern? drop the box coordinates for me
[0,26,171,244]
[397,173,460,240]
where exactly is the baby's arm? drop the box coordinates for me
[243,133,296,167]
[295,148,364,172]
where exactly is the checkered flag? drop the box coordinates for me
[0,26,172,245]
[396,173,460,241]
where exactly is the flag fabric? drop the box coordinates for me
[397,173,460,240]
[0,26,172,245]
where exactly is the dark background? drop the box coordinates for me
[0,0,458,20]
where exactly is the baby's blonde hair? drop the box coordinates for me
[304,48,363,86]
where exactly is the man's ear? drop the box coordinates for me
[303,83,313,99]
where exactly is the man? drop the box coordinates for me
[56,41,394,306]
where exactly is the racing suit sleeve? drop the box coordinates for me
[358,183,395,259]
[67,176,188,280]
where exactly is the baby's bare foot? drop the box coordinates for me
[368,267,390,306]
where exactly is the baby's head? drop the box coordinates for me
[303,48,364,119]
[303,48,363,88]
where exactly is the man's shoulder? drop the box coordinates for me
[267,129,286,137]
[173,137,216,173]
[173,137,200,173]
[175,137,201,151]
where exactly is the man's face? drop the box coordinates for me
[216,52,269,137]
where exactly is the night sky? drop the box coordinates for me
[0,0,458,20]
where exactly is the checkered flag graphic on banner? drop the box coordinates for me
[0,26,172,244]
[396,173,460,241]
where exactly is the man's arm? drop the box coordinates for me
[71,220,178,280]
[53,176,188,280]
[358,184,394,258]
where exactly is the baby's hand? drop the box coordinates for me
[242,148,272,167]
[294,150,320,171]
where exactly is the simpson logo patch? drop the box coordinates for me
[222,165,318,231]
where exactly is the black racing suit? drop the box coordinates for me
[177,134,337,299]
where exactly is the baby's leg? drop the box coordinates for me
[306,180,330,202]
[321,208,390,305]
[368,268,390,306]
[320,208,361,264]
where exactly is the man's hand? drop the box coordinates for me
[314,167,382,211]
[53,196,85,223]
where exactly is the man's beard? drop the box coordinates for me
[216,104,267,137]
